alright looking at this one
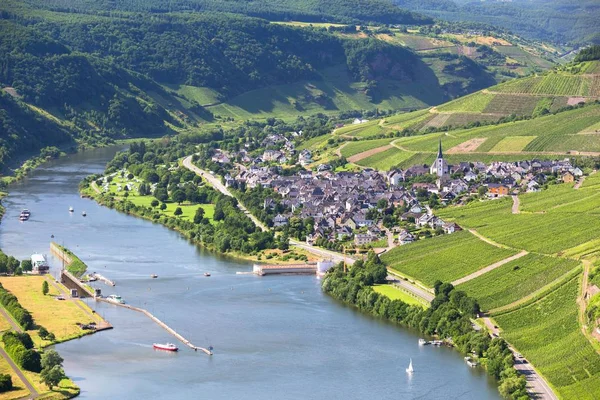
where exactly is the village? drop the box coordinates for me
[210,134,585,252]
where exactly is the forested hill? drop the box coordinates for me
[391,0,600,46]
[0,2,494,172]
[17,0,432,25]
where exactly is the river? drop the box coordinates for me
[0,147,500,399]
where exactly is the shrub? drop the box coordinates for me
[0,374,12,392]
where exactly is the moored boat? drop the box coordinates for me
[69,206,74,212]
[82,211,87,217]
[204,272,211,277]
[31,254,50,274]
[153,343,178,352]
[418,338,429,346]
[106,294,125,304]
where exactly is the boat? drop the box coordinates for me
[19,210,30,221]
[406,358,414,374]
[204,272,211,277]
[69,206,74,212]
[418,338,429,346]
[82,211,87,217]
[106,294,125,304]
[19,214,28,221]
[464,357,478,367]
[151,274,158,279]
[31,254,50,274]
[153,343,178,352]
[21,209,31,217]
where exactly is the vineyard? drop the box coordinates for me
[457,254,580,311]
[381,230,517,286]
[381,109,434,131]
[491,73,600,97]
[489,136,537,152]
[335,120,383,137]
[355,147,413,170]
[436,92,494,113]
[495,279,600,399]
[438,181,600,255]
[481,94,541,115]
[340,138,393,158]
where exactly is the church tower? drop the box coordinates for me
[430,138,449,178]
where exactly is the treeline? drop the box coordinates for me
[0,282,34,329]
[575,45,600,63]
[83,140,280,255]
[322,253,528,399]
[2,332,41,372]
[19,0,432,26]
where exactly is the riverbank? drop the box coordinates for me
[322,257,528,399]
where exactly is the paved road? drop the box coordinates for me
[482,318,558,400]
[452,250,528,286]
[0,306,23,333]
[182,156,268,232]
[386,271,434,303]
[0,346,38,399]
[511,195,520,214]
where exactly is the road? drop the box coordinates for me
[386,271,435,303]
[482,317,558,400]
[182,155,267,231]
[290,239,356,265]
[511,195,520,214]
[0,346,38,399]
[452,250,528,286]
[0,306,23,333]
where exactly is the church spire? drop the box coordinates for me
[437,138,443,159]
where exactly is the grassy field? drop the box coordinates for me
[373,284,428,307]
[103,176,215,223]
[495,279,600,399]
[0,356,30,399]
[436,92,495,113]
[381,231,517,286]
[457,254,580,311]
[0,276,99,344]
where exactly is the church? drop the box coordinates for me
[430,139,449,178]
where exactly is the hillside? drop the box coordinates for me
[392,0,600,46]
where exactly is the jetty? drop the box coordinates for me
[89,272,116,287]
[96,298,212,355]
[252,260,335,276]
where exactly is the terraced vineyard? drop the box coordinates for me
[339,138,393,158]
[495,279,600,399]
[491,73,600,97]
[381,230,517,286]
[437,179,600,255]
[457,254,580,311]
[355,147,413,170]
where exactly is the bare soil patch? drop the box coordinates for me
[348,145,393,163]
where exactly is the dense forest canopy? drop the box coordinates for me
[17,0,432,25]
[575,45,600,63]
[392,0,600,45]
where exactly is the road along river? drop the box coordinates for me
[0,147,501,399]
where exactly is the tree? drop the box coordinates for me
[174,207,183,216]
[151,199,159,208]
[0,374,12,393]
[40,365,66,389]
[21,259,32,273]
[153,187,168,202]
[160,203,167,210]
[172,190,186,204]
[41,350,63,370]
[193,207,205,224]
[42,281,49,296]
[38,327,49,340]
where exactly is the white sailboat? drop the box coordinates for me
[406,358,414,374]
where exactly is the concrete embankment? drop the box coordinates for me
[96,298,212,355]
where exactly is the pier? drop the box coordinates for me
[96,298,212,355]
[89,272,116,287]
[252,260,335,276]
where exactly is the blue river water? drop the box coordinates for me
[0,147,500,399]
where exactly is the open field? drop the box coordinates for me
[457,254,580,311]
[438,181,600,255]
[373,284,427,308]
[495,279,600,399]
[0,355,30,400]
[104,176,215,223]
[0,276,97,343]
[381,231,517,286]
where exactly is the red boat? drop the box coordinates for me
[153,343,178,352]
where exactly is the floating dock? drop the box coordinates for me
[96,298,212,355]
[252,263,317,276]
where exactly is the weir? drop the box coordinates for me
[96,298,213,355]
